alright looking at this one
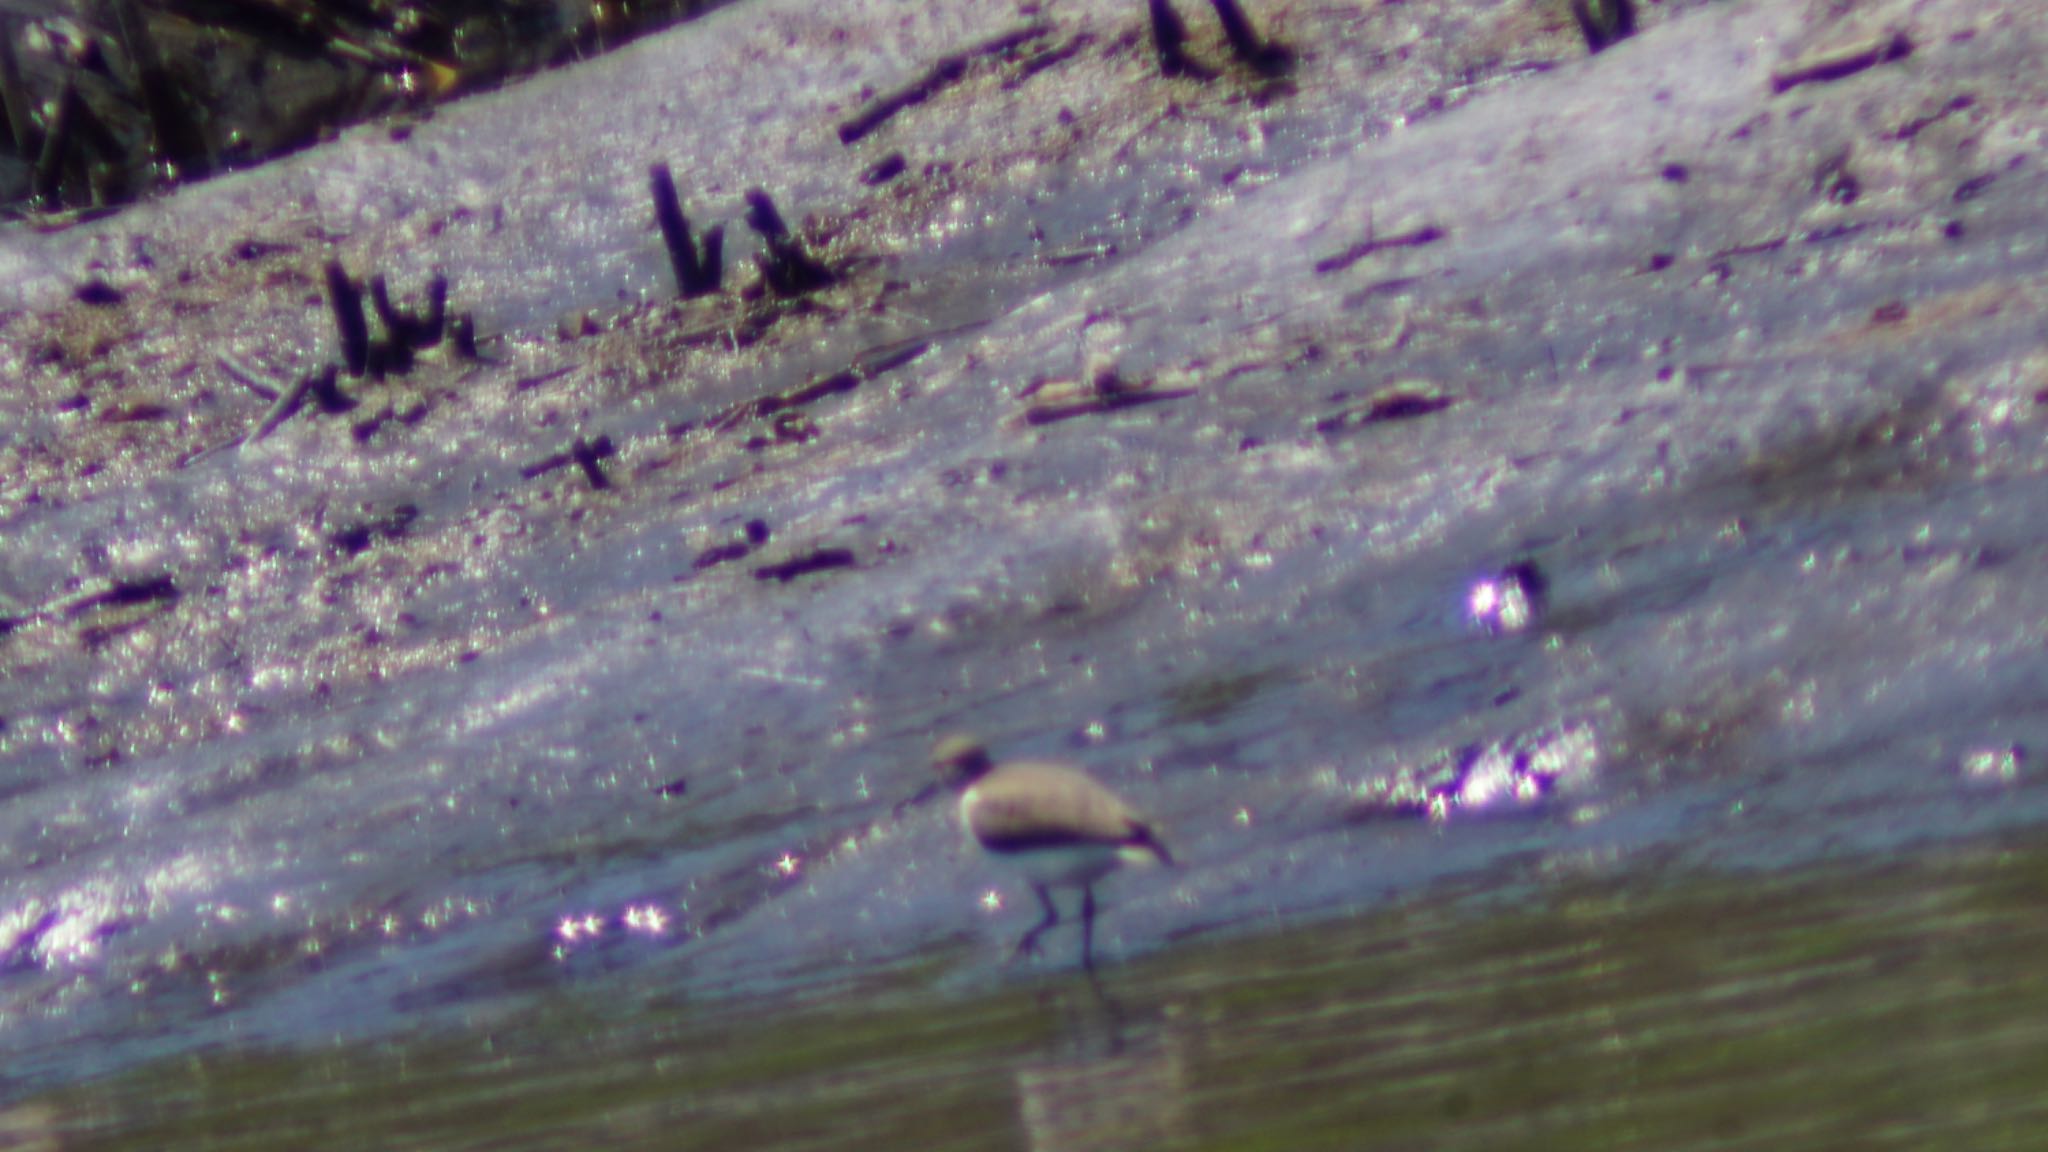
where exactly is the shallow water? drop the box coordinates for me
[33,838,2048,1150]
[4,0,2048,1139]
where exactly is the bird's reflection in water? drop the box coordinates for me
[1012,976,1190,1152]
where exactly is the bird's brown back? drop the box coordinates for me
[966,761,1167,858]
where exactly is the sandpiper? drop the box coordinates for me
[935,737,1174,970]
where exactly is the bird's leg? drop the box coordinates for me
[1014,884,1061,961]
[1080,885,1098,972]
[1208,0,1292,75]
[1147,0,1194,77]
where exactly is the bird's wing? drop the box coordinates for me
[967,762,1152,852]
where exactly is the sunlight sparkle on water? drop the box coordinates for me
[557,914,605,942]
[1468,562,1545,634]
[1961,743,2026,784]
[622,905,669,934]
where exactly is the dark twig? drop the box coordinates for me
[1569,0,1636,55]
[853,339,933,378]
[370,275,401,335]
[1313,224,1445,276]
[691,542,750,570]
[743,188,834,297]
[54,575,178,620]
[1313,385,1456,435]
[689,519,771,572]
[1769,33,1912,94]
[1952,173,1997,204]
[513,364,575,392]
[742,188,790,239]
[835,25,1051,145]
[327,504,419,555]
[326,262,370,376]
[752,548,856,583]
[715,370,859,430]
[446,313,479,359]
[216,355,283,400]
[521,435,617,490]
[650,163,724,297]
[249,364,343,442]
[420,274,449,344]
[369,271,450,350]
[74,279,123,306]
[571,436,614,490]
[1022,383,1195,425]
[1148,0,1197,78]
[306,364,355,413]
[860,153,907,186]
[1208,0,1291,75]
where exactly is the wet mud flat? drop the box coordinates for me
[5,0,2048,1142]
